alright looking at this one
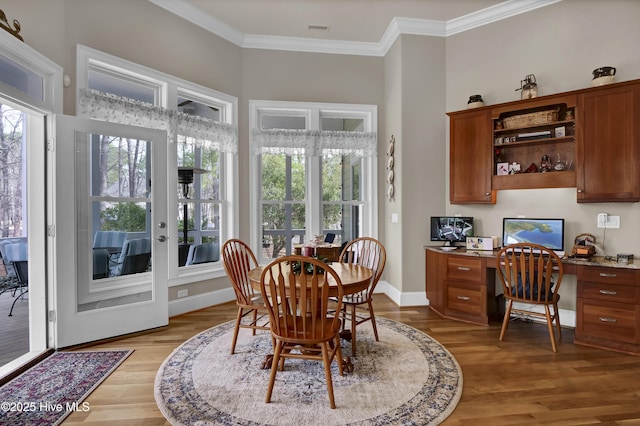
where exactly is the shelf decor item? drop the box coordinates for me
[592,66,616,87]
[502,108,559,129]
[467,95,484,109]
[386,134,395,201]
[516,74,538,99]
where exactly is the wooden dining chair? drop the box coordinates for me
[260,255,345,409]
[222,239,271,354]
[497,243,564,352]
[337,237,386,357]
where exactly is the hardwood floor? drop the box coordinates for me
[62,294,640,425]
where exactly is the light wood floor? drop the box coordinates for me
[62,295,640,425]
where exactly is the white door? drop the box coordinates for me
[52,115,168,347]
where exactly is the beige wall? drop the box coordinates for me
[5,0,640,309]
[445,0,640,309]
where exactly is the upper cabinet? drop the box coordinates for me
[448,108,495,204]
[576,82,640,202]
[448,79,640,204]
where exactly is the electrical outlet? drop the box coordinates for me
[607,215,620,228]
[597,213,608,228]
[177,289,189,298]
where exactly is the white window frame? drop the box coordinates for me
[77,45,238,285]
[249,100,378,261]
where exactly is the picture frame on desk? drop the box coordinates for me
[497,162,509,176]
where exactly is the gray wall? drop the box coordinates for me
[445,0,640,310]
[4,0,640,309]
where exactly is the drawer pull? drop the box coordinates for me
[599,317,618,323]
[599,272,617,278]
[457,267,471,271]
[599,289,617,295]
[457,296,470,301]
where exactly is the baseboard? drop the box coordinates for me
[511,302,576,328]
[375,280,429,307]
[169,287,235,317]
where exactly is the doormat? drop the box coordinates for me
[0,349,133,426]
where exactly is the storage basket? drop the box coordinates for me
[571,233,596,258]
[502,108,559,129]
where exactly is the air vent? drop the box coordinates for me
[308,25,329,32]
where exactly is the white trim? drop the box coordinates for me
[147,0,561,56]
[168,286,235,317]
[0,30,62,113]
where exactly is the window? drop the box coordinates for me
[250,101,377,262]
[77,45,238,282]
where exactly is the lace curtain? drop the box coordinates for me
[78,88,238,153]
[250,128,377,157]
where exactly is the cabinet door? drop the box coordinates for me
[577,83,640,202]
[425,249,445,314]
[449,109,495,204]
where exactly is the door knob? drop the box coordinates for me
[158,222,166,228]
[156,235,168,242]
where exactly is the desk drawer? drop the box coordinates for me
[447,256,483,284]
[578,266,639,285]
[578,281,639,304]
[577,299,639,344]
[446,281,483,315]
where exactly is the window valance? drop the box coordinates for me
[79,88,237,153]
[250,128,377,157]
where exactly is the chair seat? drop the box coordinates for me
[275,316,341,342]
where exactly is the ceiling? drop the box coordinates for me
[148,0,560,56]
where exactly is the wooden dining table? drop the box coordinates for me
[248,261,373,370]
[248,262,373,297]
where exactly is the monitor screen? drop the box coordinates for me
[502,218,565,254]
[430,216,474,243]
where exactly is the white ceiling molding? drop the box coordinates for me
[148,0,561,57]
[446,0,562,36]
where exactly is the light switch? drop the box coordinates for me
[391,213,398,223]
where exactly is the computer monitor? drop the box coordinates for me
[430,216,474,246]
[502,218,565,255]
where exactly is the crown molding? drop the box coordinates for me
[446,0,562,36]
[148,0,561,57]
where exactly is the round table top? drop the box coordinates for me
[248,262,373,296]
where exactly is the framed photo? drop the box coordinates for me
[497,162,509,176]
[555,126,566,138]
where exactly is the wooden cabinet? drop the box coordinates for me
[448,108,495,204]
[575,266,640,355]
[425,249,496,325]
[491,95,577,191]
[576,82,640,202]
[448,79,640,203]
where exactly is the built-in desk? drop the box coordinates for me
[425,246,640,356]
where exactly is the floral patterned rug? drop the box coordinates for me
[0,350,133,426]
[155,317,462,425]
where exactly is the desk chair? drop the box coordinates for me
[497,243,564,352]
[260,255,345,409]
[337,237,386,357]
[222,239,271,354]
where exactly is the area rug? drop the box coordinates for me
[155,317,462,425]
[0,349,133,426]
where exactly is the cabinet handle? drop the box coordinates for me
[457,266,471,271]
[577,189,582,193]
[457,296,470,301]
[599,289,617,295]
[599,272,617,278]
[485,192,490,196]
[599,317,618,323]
